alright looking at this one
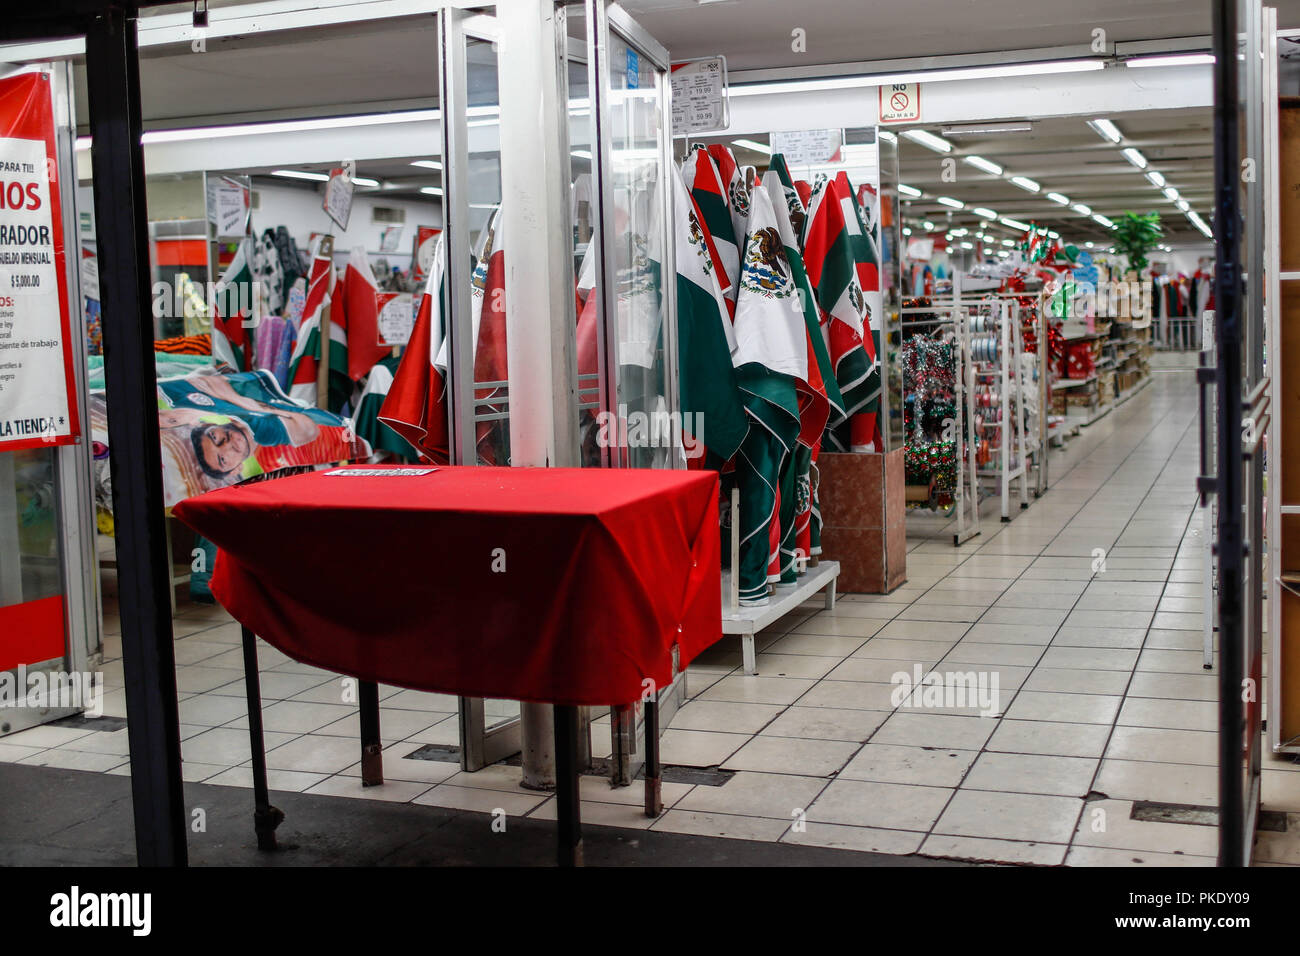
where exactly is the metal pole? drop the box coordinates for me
[240,626,283,851]
[553,704,583,866]
[84,6,188,866]
[1211,0,1244,868]
[498,0,581,790]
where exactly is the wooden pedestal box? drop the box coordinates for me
[817,449,907,593]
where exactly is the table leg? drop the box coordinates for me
[553,704,583,867]
[643,695,663,818]
[359,679,383,787]
[240,626,284,851]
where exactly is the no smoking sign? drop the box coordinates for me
[879,82,921,124]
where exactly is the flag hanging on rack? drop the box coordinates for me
[286,236,351,412]
[464,206,510,465]
[767,153,807,239]
[801,173,879,426]
[671,167,749,467]
[338,247,391,383]
[762,166,840,580]
[211,238,256,373]
[682,145,739,312]
[844,174,883,452]
[378,234,448,462]
[730,183,803,604]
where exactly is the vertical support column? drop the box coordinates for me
[497,0,581,791]
[84,10,187,865]
[1211,0,1244,868]
[85,8,188,867]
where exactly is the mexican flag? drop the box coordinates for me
[767,154,807,239]
[352,354,413,460]
[338,247,390,383]
[763,165,842,579]
[802,172,879,424]
[379,234,450,463]
[287,237,350,412]
[845,175,883,451]
[211,238,255,372]
[681,145,739,312]
[705,144,750,267]
[731,184,804,603]
[468,207,510,465]
[672,167,748,467]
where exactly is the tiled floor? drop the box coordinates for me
[7,361,1300,866]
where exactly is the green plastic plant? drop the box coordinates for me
[1109,211,1164,274]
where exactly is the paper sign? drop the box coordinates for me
[379,225,402,253]
[670,57,728,137]
[206,175,250,238]
[626,48,640,90]
[325,468,436,477]
[80,245,98,301]
[0,71,80,451]
[412,226,441,282]
[376,292,415,346]
[322,163,355,230]
[879,83,921,124]
[769,129,842,166]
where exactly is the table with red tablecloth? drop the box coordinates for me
[172,464,722,864]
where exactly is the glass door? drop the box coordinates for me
[0,62,100,736]
[441,8,524,771]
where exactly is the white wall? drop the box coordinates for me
[250,181,442,270]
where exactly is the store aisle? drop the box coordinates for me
[4,364,1299,866]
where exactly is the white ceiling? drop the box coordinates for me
[621,0,1300,70]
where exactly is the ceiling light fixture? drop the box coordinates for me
[897,184,923,198]
[420,186,443,196]
[1092,213,1115,228]
[963,155,1004,176]
[351,176,380,188]
[936,196,965,208]
[941,122,1033,136]
[1145,171,1166,188]
[728,59,1104,99]
[1176,199,1190,212]
[1087,118,1122,144]
[731,138,772,155]
[1126,53,1216,68]
[971,207,998,220]
[1188,211,1213,237]
[1010,176,1040,192]
[1000,217,1032,231]
[902,129,953,153]
[1046,192,1070,205]
[1163,186,1181,202]
[410,160,442,170]
[1121,147,1148,169]
[271,169,329,182]
[1071,202,1092,216]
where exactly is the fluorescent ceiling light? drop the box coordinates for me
[1176,199,1190,212]
[1092,213,1115,228]
[998,250,1010,258]
[728,58,1103,98]
[271,169,328,182]
[960,241,973,249]
[941,122,1033,136]
[1188,211,1213,237]
[897,184,923,198]
[1071,202,1092,216]
[1000,217,1032,231]
[1085,241,1094,248]
[1001,239,1014,247]
[936,196,965,208]
[1145,171,1166,188]
[1163,186,1181,201]
[902,129,953,153]
[420,187,443,196]
[971,207,998,220]
[902,226,912,235]
[1126,53,1216,68]
[571,150,593,160]
[1087,118,1122,144]
[731,138,771,155]
[1046,192,1070,205]
[411,160,442,170]
[1010,176,1040,192]
[1048,230,1060,239]
[922,220,935,230]
[963,155,1004,176]
[351,177,380,188]
[951,228,968,237]
[1121,147,1148,169]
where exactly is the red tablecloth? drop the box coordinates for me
[172,465,721,706]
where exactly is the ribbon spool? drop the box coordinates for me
[969,313,994,334]
[971,333,999,364]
